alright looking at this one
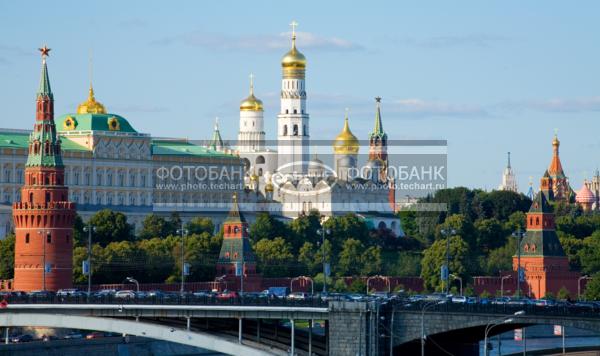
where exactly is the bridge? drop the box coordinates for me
[2,297,600,355]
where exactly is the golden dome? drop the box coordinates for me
[265,176,274,192]
[250,173,259,181]
[552,133,560,147]
[281,29,306,78]
[240,74,264,112]
[77,86,107,114]
[333,115,360,155]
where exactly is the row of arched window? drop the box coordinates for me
[282,124,307,136]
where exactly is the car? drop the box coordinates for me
[507,298,530,306]
[11,334,33,343]
[479,298,491,305]
[492,297,510,305]
[85,331,104,339]
[534,299,556,307]
[466,297,478,304]
[114,290,136,299]
[217,291,239,300]
[451,296,467,303]
[64,331,83,339]
[192,290,213,298]
[348,293,365,301]
[57,288,78,297]
[28,290,55,299]
[287,292,308,300]
[42,335,58,342]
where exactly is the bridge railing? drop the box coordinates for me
[396,299,600,318]
[0,294,329,308]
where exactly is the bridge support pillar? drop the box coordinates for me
[257,319,260,343]
[329,301,372,356]
[186,317,191,331]
[238,317,242,344]
[309,319,312,356]
[4,327,7,344]
[291,319,295,356]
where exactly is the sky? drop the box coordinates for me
[1,1,599,191]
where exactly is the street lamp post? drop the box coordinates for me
[37,230,50,291]
[450,274,462,296]
[578,275,592,300]
[126,277,139,293]
[176,223,189,295]
[501,275,511,297]
[421,301,445,356]
[440,229,456,294]
[82,223,96,297]
[512,229,526,299]
[484,311,525,356]
[316,226,331,293]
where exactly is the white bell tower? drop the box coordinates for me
[277,20,309,174]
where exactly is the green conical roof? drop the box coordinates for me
[225,193,246,224]
[209,119,223,150]
[370,97,386,139]
[529,191,552,213]
[37,59,53,99]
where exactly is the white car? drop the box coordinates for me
[287,292,308,300]
[114,290,135,299]
[451,296,467,303]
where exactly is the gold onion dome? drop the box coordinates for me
[265,177,274,192]
[281,21,306,77]
[333,114,360,155]
[77,86,107,114]
[240,74,263,112]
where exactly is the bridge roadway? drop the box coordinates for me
[0,297,333,356]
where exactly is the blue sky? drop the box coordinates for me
[1,1,599,191]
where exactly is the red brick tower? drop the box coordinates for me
[216,193,262,291]
[12,46,76,292]
[512,192,578,298]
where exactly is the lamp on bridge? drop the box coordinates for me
[483,310,525,356]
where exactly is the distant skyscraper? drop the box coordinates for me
[498,152,518,193]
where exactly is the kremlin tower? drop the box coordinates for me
[540,134,572,202]
[216,193,261,291]
[513,192,578,298]
[13,46,76,292]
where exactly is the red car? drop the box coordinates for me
[86,332,104,340]
[216,291,239,300]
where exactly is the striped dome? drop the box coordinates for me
[576,182,595,203]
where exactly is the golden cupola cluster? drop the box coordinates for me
[239,74,264,112]
[77,85,107,114]
[333,114,360,155]
[281,21,306,79]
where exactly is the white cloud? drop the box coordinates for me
[391,98,487,117]
[392,34,509,49]
[526,97,600,112]
[152,31,363,52]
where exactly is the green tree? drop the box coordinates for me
[249,213,289,244]
[398,210,418,238]
[0,234,15,280]
[289,211,321,252]
[185,217,214,235]
[386,252,421,277]
[72,214,85,247]
[361,246,382,276]
[138,214,171,240]
[338,238,363,276]
[348,279,367,293]
[578,231,600,275]
[474,218,507,252]
[324,214,370,253]
[254,237,293,277]
[505,211,526,232]
[558,233,584,270]
[583,272,600,300]
[421,235,470,291]
[557,286,571,300]
[298,242,318,274]
[89,209,133,246]
[483,237,516,275]
[436,214,476,247]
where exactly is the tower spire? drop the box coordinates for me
[507,152,511,168]
[37,45,52,98]
[373,97,384,135]
[249,73,254,95]
[290,20,298,49]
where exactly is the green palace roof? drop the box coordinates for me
[152,140,238,159]
[56,113,138,133]
[0,130,88,152]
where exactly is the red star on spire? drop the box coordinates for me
[38,45,51,57]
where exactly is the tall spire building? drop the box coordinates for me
[277,21,310,174]
[540,134,571,202]
[13,46,76,292]
[499,152,518,192]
